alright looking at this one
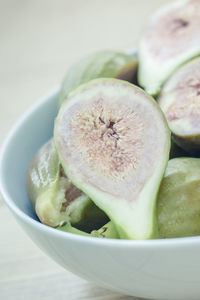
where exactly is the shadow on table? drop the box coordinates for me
[84,282,145,300]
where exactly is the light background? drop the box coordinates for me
[0,1,171,299]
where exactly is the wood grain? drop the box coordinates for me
[0,0,172,299]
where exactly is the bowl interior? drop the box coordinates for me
[0,88,59,220]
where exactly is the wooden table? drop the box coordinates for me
[0,1,170,299]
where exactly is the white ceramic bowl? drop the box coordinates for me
[1,88,200,300]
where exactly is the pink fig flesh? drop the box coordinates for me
[158,56,200,153]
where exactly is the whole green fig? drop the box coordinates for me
[158,158,200,238]
[59,50,138,107]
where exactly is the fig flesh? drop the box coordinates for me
[158,158,200,238]
[59,50,138,107]
[54,78,170,239]
[138,0,200,95]
[158,56,200,154]
[27,139,108,230]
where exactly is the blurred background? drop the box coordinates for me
[0,1,171,299]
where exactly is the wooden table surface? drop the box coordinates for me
[0,1,170,299]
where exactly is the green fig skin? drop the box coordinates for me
[157,158,200,238]
[58,221,119,239]
[27,139,108,230]
[59,50,138,107]
[91,221,119,239]
[27,139,60,205]
[54,78,171,240]
[57,222,90,237]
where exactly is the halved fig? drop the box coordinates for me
[158,56,200,154]
[54,78,170,239]
[27,139,108,231]
[59,50,138,107]
[138,0,200,95]
[158,157,200,238]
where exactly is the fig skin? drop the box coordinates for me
[27,139,60,206]
[157,157,200,238]
[138,0,200,96]
[158,56,200,154]
[59,50,138,107]
[91,221,119,239]
[27,139,108,231]
[54,78,171,240]
[58,221,119,239]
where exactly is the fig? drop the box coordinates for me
[59,50,138,107]
[157,157,200,238]
[158,56,200,154]
[27,139,108,231]
[58,221,119,239]
[54,78,170,239]
[138,0,200,95]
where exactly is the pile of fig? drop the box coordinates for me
[27,0,200,240]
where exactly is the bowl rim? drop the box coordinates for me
[1,86,200,249]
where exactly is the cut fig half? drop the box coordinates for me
[54,78,170,239]
[59,50,138,107]
[158,56,200,153]
[138,0,200,96]
[27,139,108,230]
